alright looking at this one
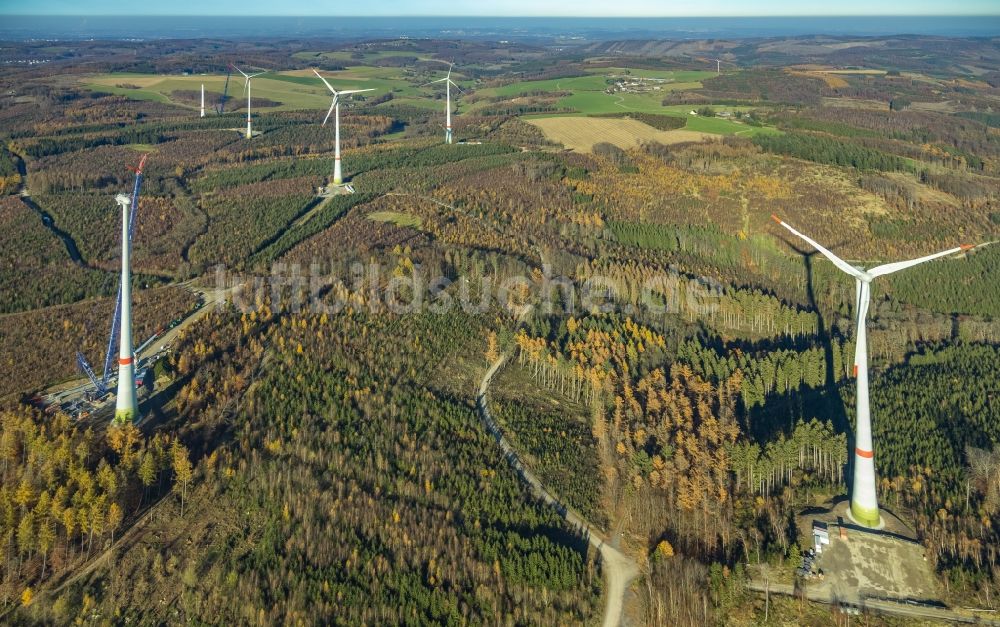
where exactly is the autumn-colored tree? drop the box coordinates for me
[17,513,33,561]
[62,506,75,560]
[656,540,675,559]
[106,502,123,545]
[37,521,55,578]
[485,330,500,364]
[172,441,193,516]
[138,450,157,505]
[14,479,32,514]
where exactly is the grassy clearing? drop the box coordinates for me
[527,116,712,152]
[367,210,422,228]
[685,115,779,136]
[125,143,159,152]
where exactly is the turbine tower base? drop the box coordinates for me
[847,503,885,530]
[333,158,343,186]
[113,408,136,425]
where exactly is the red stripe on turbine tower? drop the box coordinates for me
[119,357,133,366]
[855,448,874,459]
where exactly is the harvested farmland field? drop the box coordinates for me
[527,116,711,152]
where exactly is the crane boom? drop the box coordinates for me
[217,68,231,113]
[76,352,104,396]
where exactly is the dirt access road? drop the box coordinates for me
[477,352,639,627]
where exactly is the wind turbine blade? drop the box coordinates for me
[446,64,453,80]
[857,281,871,320]
[853,282,871,375]
[322,98,336,126]
[249,71,267,78]
[337,88,375,96]
[312,68,337,94]
[771,215,868,280]
[232,64,249,78]
[448,79,466,94]
[868,245,973,277]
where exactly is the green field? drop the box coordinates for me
[367,210,422,228]
[471,68,777,137]
[82,66,453,112]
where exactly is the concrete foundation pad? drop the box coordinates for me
[318,183,354,197]
[797,499,941,607]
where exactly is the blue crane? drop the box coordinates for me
[217,66,232,114]
[76,352,102,394]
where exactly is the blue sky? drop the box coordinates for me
[2,0,998,16]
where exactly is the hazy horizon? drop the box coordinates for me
[2,14,998,40]
[3,0,999,17]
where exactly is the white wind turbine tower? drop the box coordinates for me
[773,214,975,528]
[427,63,462,144]
[113,192,139,425]
[200,83,205,118]
[313,68,374,187]
[232,64,266,138]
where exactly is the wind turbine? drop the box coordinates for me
[313,68,374,187]
[113,191,138,425]
[772,214,975,528]
[232,64,266,139]
[427,63,463,144]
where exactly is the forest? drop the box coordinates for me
[0,31,997,626]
